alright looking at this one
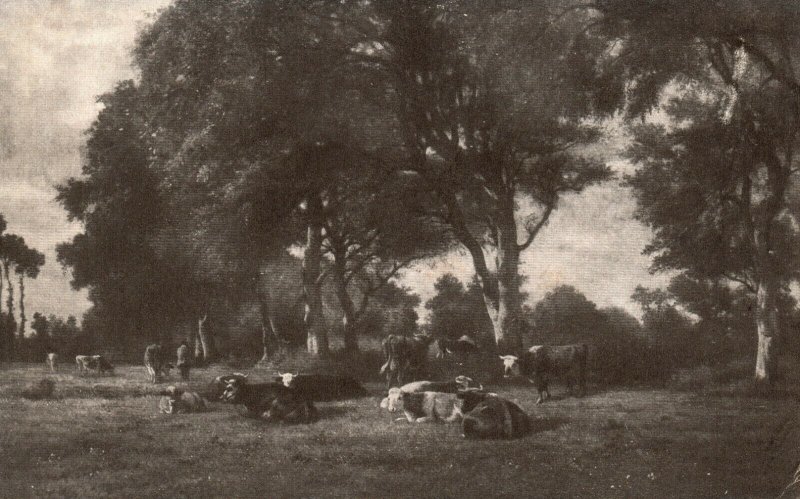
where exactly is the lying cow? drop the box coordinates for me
[435,335,479,359]
[46,352,58,373]
[458,390,530,439]
[500,344,588,404]
[380,333,434,389]
[144,344,173,384]
[386,390,463,423]
[221,377,317,424]
[159,385,208,414]
[380,376,482,409]
[207,372,248,400]
[275,373,367,402]
[75,355,114,375]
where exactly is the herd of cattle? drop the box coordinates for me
[41,334,589,440]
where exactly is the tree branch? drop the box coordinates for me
[518,203,554,251]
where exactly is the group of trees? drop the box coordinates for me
[53,1,800,387]
[0,214,45,361]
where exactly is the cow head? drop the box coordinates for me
[383,387,404,412]
[499,355,521,377]
[457,389,495,413]
[277,372,299,388]
[455,375,482,391]
[211,373,247,398]
[221,377,247,403]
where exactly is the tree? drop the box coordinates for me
[31,312,48,338]
[371,2,613,353]
[425,274,493,346]
[594,0,800,387]
[14,245,45,337]
[0,233,25,337]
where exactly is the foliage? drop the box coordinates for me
[424,274,493,346]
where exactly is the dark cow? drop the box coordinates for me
[458,390,531,439]
[207,372,248,400]
[144,344,172,384]
[435,335,479,359]
[275,373,367,402]
[221,377,317,424]
[379,333,434,389]
[500,344,588,404]
[75,354,114,375]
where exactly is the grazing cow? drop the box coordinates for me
[380,376,483,409]
[275,373,367,402]
[388,391,463,423]
[159,385,208,414]
[221,377,317,424]
[458,390,530,439]
[144,344,172,384]
[75,355,114,375]
[46,352,58,373]
[176,342,191,381]
[379,333,434,389]
[435,335,479,359]
[500,344,588,404]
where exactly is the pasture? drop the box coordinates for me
[0,362,798,498]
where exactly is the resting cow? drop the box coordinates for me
[458,390,531,439]
[159,386,208,414]
[379,333,434,389]
[500,344,588,404]
[207,372,248,400]
[221,377,317,424]
[380,376,482,409]
[435,335,479,359]
[75,355,114,375]
[275,373,367,402]
[144,344,172,384]
[46,352,58,373]
[386,391,463,423]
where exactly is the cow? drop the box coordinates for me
[75,355,114,375]
[499,344,588,404]
[275,373,367,402]
[435,335,479,359]
[221,377,317,424]
[387,391,463,423]
[144,344,172,384]
[46,352,58,373]
[176,342,191,381]
[207,372,248,400]
[458,390,531,439]
[159,385,208,414]
[380,376,483,409]
[379,333,435,389]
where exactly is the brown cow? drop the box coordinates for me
[500,344,588,403]
[379,333,434,389]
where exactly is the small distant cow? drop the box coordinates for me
[46,352,58,373]
[500,344,588,404]
[435,335,479,359]
[144,344,172,384]
[388,391,463,423]
[458,390,530,439]
[221,377,317,424]
[379,333,435,389]
[159,386,208,414]
[275,373,367,402]
[75,355,114,375]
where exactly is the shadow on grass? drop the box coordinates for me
[533,416,570,433]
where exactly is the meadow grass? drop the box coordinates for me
[0,362,797,498]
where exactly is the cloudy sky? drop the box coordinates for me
[0,0,669,326]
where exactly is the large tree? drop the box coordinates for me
[594,0,800,387]
[368,1,613,353]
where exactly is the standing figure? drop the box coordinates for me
[176,341,191,381]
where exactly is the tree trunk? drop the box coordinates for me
[753,233,780,388]
[4,263,15,341]
[302,193,329,358]
[197,313,211,363]
[333,258,359,353]
[489,204,525,354]
[18,276,25,338]
[193,322,203,360]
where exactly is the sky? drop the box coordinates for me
[0,0,670,326]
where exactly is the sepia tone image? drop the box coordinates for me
[2,1,800,497]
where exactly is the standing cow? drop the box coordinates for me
[176,341,191,381]
[435,335,479,359]
[46,352,58,373]
[500,344,588,404]
[144,344,172,384]
[379,333,434,389]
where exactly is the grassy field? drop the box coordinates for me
[0,362,798,498]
